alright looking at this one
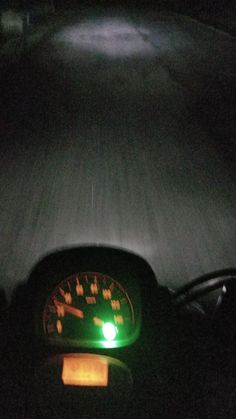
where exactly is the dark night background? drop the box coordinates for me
[0,2,236,418]
[0,0,235,299]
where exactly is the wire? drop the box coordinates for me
[173,270,236,307]
[174,269,236,298]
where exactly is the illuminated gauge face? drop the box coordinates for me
[43,273,136,348]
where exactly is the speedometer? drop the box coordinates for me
[43,272,137,348]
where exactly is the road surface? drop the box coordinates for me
[0,6,235,299]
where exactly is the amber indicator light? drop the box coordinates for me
[62,355,108,387]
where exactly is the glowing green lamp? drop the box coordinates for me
[102,322,117,341]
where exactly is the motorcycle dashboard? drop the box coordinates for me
[30,246,156,351]
[3,246,236,419]
[41,271,140,349]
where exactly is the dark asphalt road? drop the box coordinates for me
[0,7,236,299]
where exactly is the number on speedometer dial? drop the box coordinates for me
[43,273,136,348]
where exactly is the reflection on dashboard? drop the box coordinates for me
[43,272,138,348]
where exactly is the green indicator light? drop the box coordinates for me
[102,323,117,341]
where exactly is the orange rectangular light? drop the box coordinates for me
[62,355,108,387]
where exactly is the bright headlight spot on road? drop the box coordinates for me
[52,18,154,58]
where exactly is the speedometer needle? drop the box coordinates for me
[54,299,84,319]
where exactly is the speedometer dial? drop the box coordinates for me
[43,272,137,348]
